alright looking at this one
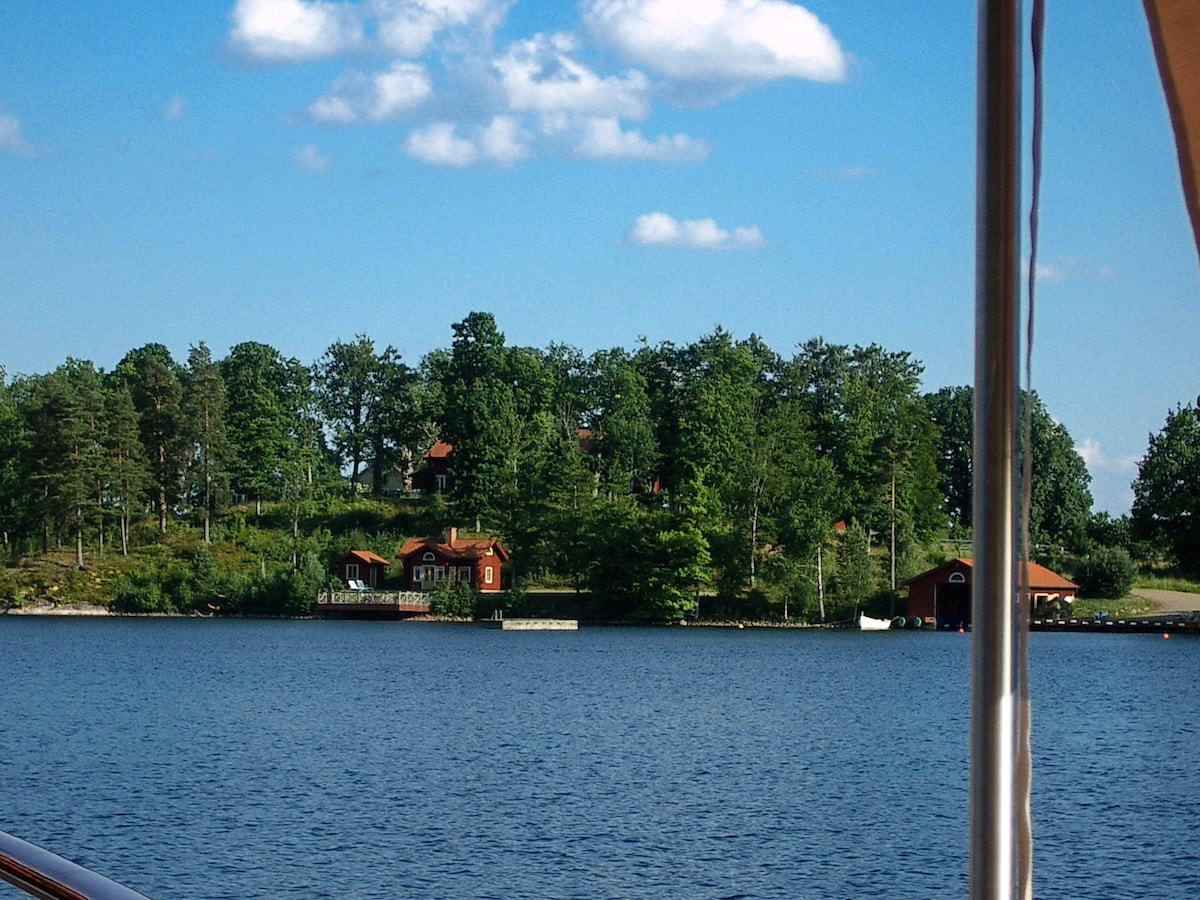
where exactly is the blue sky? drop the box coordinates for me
[1,0,1196,516]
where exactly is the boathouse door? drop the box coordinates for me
[935,575,971,629]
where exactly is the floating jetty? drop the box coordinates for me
[1030,615,1199,635]
[479,617,579,631]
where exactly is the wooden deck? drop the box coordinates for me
[316,590,431,619]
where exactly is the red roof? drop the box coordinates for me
[334,550,391,567]
[424,440,453,459]
[398,533,509,563]
[904,557,1078,591]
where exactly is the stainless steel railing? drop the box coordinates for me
[0,831,151,900]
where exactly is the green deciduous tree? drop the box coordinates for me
[587,347,660,497]
[220,341,311,513]
[1025,392,1093,557]
[926,385,974,532]
[927,386,1094,556]
[1132,398,1200,572]
[314,335,382,496]
[577,497,710,621]
[314,335,415,498]
[439,312,560,534]
[790,339,945,590]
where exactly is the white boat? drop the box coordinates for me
[858,613,892,631]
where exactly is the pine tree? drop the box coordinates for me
[184,342,230,544]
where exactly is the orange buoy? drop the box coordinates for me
[1163,633,1170,640]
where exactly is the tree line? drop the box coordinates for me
[1,311,1189,620]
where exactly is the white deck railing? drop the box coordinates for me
[317,590,431,607]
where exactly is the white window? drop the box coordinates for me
[423,552,436,562]
[458,567,471,583]
[435,474,447,492]
[949,572,966,583]
[484,566,494,585]
[345,563,359,581]
[434,566,445,582]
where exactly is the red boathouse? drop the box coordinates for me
[904,557,1079,629]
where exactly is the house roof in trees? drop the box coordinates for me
[334,550,392,567]
[398,528,509,563]
[425,440,453,459]
[903,557,1079,591]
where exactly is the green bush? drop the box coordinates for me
[429,582,478,618]
[1076,546,1136,599]
[112,578,172,613]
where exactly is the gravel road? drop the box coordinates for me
[1132,588,1200,613]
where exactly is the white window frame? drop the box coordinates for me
[484,566,494,585]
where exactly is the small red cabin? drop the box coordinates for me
[904,557,1079,629]
[397,527,508,591]
[332,550,391,589]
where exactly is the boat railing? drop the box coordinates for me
[0,830,152,900]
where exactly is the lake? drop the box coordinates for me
[1,619,1197,899]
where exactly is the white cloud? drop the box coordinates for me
[162,94,186,120]
[228,0,509,61]
[307,61,432,122]
[0,108,40,157]
[403,122,475,166]
[1076,437,1139,475]
[807,165,876,180]
[627,212,764,249]
[373,0,510,57]
[494,33,650,119]
[294,143,330,172]
[1077,437,1141,515]
[543,114,708,161]
[228,0,363,62]
[403,115,530,166]
[1033,256,1116,283]
[223,1,848,168]
[584,0,847,101]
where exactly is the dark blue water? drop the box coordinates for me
[1,620,1196,899]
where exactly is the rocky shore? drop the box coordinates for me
[3,600,112,616]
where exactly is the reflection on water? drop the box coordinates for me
[1,619,1196,899]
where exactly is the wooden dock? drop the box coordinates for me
[1030,615,1199,635]
[316,590,431,619]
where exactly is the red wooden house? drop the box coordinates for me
[904,557,1079,629]
[332,550,391,589]
[411,440,453,493]
[397,527,508,591]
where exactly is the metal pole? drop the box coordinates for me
[972,1,1021,898]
